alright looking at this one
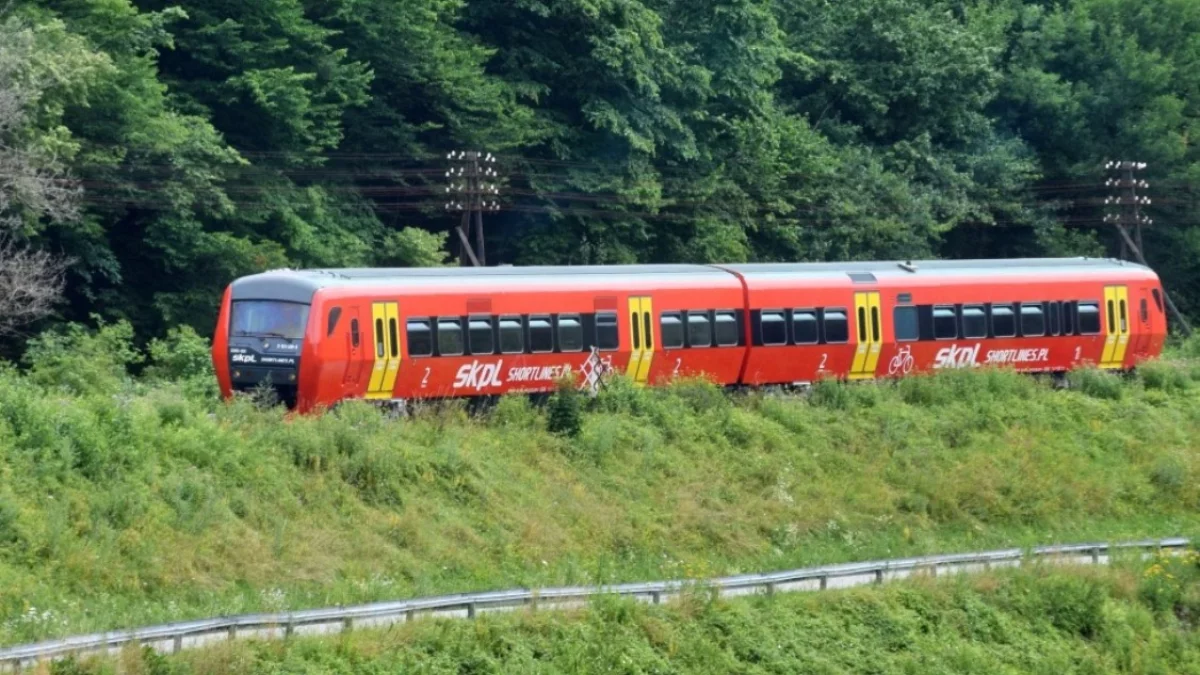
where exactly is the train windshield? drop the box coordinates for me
[230,301,310,339]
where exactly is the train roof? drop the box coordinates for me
[229,257,1156,303]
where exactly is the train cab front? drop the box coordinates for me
[214,273,318,410]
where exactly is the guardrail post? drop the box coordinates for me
[930,564,937,578]
[227,625,236,641]
[874,569,883,584]
[285,622,294,638]
[819,575,827,590]
[765,582,775,596]
[467,603,476,619]
[405,610,414,623]
[1091,547,1101,564]
[651,591,661,605]
[173,633,183,653]
[343,617,353,632]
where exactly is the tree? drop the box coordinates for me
[0,13,105,335]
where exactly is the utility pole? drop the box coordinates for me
[445,151,500,267]
[1103,160,1193,336]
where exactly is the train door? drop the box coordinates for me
[1100,286,1130,369]
[366,301,401,399]
[342,307,365,387]
[848,291,883,380]
[1130,286,1153,358]
[625,296,654,384]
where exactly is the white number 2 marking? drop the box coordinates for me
[818,353,828,371]
[673,358,682,376]
[421,367,431,388]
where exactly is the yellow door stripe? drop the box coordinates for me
[864,292,883,374]
[636,297,654,383]
[381,302,401,394]
[366,302,389,396]
[626,297,642,380]
[1101,286,1118,367]
[850,292,869,376]
[1113,287,1130,365]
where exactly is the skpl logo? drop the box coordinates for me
[453,360,504,391]
[933,343,981,369]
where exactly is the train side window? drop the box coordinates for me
[823,308,849,343]
[714,310,739,347]
[1048,302,1061,336]
[469,316,494,355]
[686,311,712,348]
[1062,302,1075,335]
[991,304,1016,338]
[1078,302,1102,335]
[893,306,918,342]
[436,318,464,356]
[1152,288,1164,314]
[962,306,987,339]
[792,309,819,345]
[407,319,432,356]
[596,312,619,350]
[499,316,524,354]
[661,312,685,349]
[1020,304,1045,337]
[1140,299,1149,323]
[933,306,957,340]
[374,318,385,357]
[388,318,399,358]
[327,307,342,336]
[557,315,584,352]
[761,310,787,346]
[350,318,360,348]
[529,315,554,353]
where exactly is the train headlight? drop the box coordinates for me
[289,373,296,382]
[233,370,241,378]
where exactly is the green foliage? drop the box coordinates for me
[1068,367,1125,400]
[0,339,1198,645]
[55,564,1200,673]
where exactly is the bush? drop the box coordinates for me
[21,318,142,396]
[1067,367,1123,400]
[144,326,214,382]
[547,377,584,437]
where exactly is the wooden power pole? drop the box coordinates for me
[445,151,500,266]
[1102,160,1192,336]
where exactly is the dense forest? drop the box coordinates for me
[3,0,1200,343]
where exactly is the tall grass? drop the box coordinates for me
[2,321,1200,645]
[50,555,1200,674]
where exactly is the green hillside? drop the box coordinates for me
[0,324,1199,646]
[48,558,1200,674]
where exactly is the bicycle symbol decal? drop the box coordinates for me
[888,345,914,375]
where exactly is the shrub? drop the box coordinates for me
[144,326,214,382]
[22,318,142,396]
[1067,367,1123,400]
[547,377,584,437]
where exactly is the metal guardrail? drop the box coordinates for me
[0,537,1188,671]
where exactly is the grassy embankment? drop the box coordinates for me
[1,322,1200,645]
[48,555,1200,674]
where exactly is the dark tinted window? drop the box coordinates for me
[714,311,739,346]
[686,311,712,348]
[792,310,819,344]
[962,306,987,339]
[761,311,787,345]
[529,316,554,353]
[469,317,494,355]
[894,306,918,342]
[231,300,309,340]
[596,312,619,350]
[1106,299,1116,333]
[871,306,881,342]
[1119,298,1128,332]
[992,304,1016,338]
[933,306,957,340]
[327,307,342,336]
[388,318,399,358]
[350,319,360,348]
[407,319,432,356]
[1152,289,1164,314]
[375,318,385,357]
[1048,302,1061,336]
[661,312,684,349]
[437,318,464,356]
[1063,302,1075,335]
[824,309,849,343]
[1140,299,1149,323]
[1020,304,1045,337]
[557,315,583,352]
[499,317,524,354]
[1078,302,1101,335]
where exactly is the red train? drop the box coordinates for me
[212,258,1168,413]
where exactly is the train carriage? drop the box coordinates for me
[212,258,1167,413]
